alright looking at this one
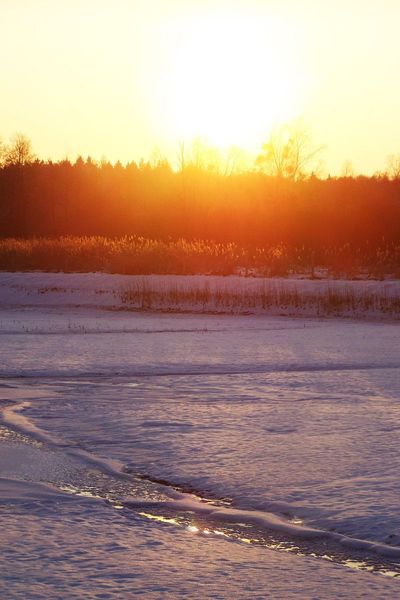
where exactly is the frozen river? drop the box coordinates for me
[1,303,400,598]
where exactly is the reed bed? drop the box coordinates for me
[0,236,399,278]
[120,280,400,317]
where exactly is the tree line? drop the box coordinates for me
[0,133,399,260]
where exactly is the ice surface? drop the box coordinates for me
[2,477,399,600]
[1,275,400,597]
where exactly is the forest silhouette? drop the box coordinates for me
[0,133,399,276]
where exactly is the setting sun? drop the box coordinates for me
[158,11,306,149]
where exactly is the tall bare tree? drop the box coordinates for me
[4,133,35,167]
[386,154,400,180]
[256,121,323,180]
[340,160,355,178]
[176,139,248,175]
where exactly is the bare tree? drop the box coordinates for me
[176,141,187,172]
[222,146,250,176]
[177,138,221,172]
[386,154,400,180]
[340,160,355,178]
[0,138,5,165]
[256,121,323,181]
[191,138,220,171]
[4,133,35,167]
[176,139,250,176]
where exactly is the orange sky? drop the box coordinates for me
[2,0,400,174]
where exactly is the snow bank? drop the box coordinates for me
[0,271,399,318]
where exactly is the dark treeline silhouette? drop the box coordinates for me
[1,156,400,243]
[0,133,400,275]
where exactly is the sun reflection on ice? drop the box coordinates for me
[187,525,199,533]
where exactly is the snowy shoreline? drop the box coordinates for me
[1,271,399,319]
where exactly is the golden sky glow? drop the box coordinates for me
[2,0,400,174]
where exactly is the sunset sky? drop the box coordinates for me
[1,0,400,174]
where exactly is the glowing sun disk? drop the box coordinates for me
[161,12,306,150]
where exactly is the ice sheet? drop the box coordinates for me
[1,279,400,597]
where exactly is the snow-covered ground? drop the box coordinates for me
[1,272,400,598]
[0,271,399,318]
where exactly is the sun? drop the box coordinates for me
[159,10,306,152]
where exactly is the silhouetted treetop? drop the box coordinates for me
[3,133,35,167]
